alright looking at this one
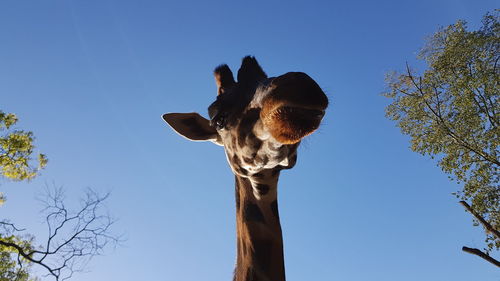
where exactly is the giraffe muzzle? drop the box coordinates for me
[262,105,326,144]
[260,72,328,144]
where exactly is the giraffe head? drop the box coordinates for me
[163,56,328,197]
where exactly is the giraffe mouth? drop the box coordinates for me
[263,106,326,144]
[275,106,325,122]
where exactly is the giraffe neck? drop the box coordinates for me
[233,175,286,281]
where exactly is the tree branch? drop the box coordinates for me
[0,186,121,280]
[0,220,26,232]
[404,64,500,166]
[0,238,58,277]
[460,201,500,239]
[462,246,500,267]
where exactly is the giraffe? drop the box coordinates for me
[163,56,328,281]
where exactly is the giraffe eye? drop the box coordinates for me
[208,101,228,129]
[213,112,228,130]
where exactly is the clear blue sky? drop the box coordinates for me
[1,0,498,280]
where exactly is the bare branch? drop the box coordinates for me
[0,220,26,232]
[462,246,500,267]
[0,186,121,280]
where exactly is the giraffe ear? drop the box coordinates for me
[162,113,223,145]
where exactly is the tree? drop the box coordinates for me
[383,10,499,265]
[1,110,47,279]
[0,232,37,281]
[1,110,47,204]
[0,111,119,279]
[1,187,119,280]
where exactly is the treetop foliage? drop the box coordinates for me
[0,111,47,183]
[384,10,499,252]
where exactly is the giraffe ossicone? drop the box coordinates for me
[163,56,328,281]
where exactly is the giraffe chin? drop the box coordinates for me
[262,106,324,144]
